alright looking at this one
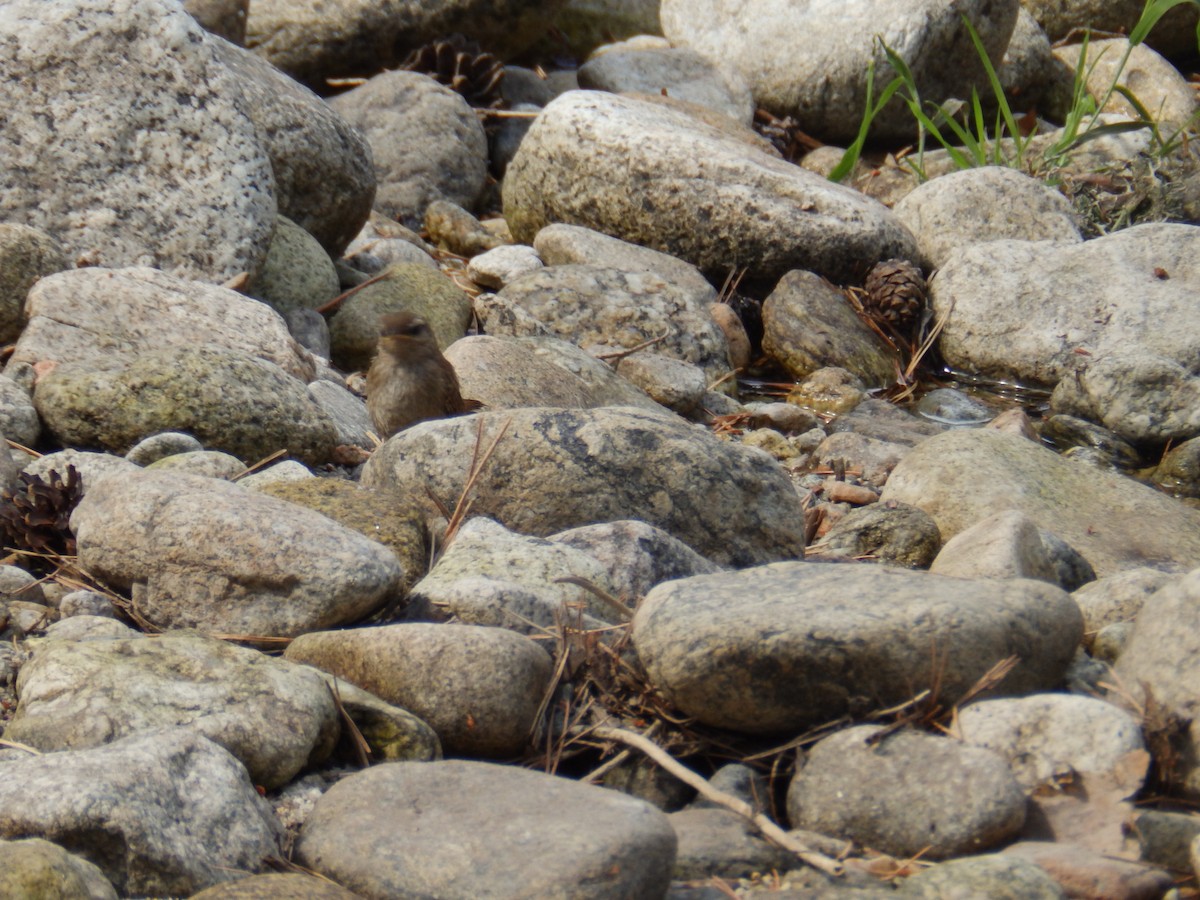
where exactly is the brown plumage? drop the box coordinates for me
[366,312,471,439]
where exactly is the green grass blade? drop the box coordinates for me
[992,108,1007,164]
[910,105,973,168]
[939,113,984,164]
[961,13,1026,167]
[879,41,918,89]
[1111,83,1166,145]
[1129,0,1198,46]
[830,61,906,183]
[1068,119,1156,146]
[971,89,989,160]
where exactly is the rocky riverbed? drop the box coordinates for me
[2,0,1200,897]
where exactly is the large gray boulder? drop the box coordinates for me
[483,264,733,387]
[361,406,808,567]
[7,631,338,789]
[931,224,1200,389]
[788,726,1027,859]
[1116,569,1200,797]
[8,266,317,382]
[632,562,1082,733]
[328,72,487,228]
[503,91,917,282]
[295,760,676,899]
[762,269,899,388]
[444,335,664,413]
[34,347,336,465]
[285,622,552,758]
[893,166,1081,270]
[0,0,276,282]
[208,36,375,257]
[0,731,282,897]
[0,838,117,900]
[577,44,755,126]
[660,0,1020,141]
[71,470,404,636]
[1049,349,1200,445]
[881,429,1200,575]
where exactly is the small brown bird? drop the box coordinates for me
[366,312,471,439]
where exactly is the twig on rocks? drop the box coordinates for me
[741,715,854,762]
[4,439,40,459]
[210,634,292,646]
[589,723,845,877]
[314,269,393,316]
[716,267,748,304]
[707,368,742,392]
[552,576,634,622]
[580,721,660,785]
[475,108,541,119]
[232,448,288,482]
[903,294,952,383]
[441,415,511,548]
[328,678,371,769]
[0,738,41,755]
[594,331,671,363]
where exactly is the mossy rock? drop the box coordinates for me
[328,262,472,372]
[0,224,67,344]
[34,346,337,465]
[247,215,340,316]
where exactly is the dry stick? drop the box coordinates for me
[0,738,41,755]
[707,368,742,392]
[211,633,292,646]
[581,722,661,785]
[476,109,541,119]
[232,448,288,482]
[443,416,511,545]
[531,620,577,748]
[904,295,952,382]
[314,269,394,316]
[552,576,634,622]
[579,717,667,786]
[328,679,371,768]
[5,438,41,459]
[594,331,671,363]
[589,724,845,877]
[716,266,748,305]
[953,654,1019,709]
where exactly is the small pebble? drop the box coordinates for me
[916,388,995,426]
[125,432,205,466]
[58,590,115,619]
[467,244,543,289]
[824,479,879,506]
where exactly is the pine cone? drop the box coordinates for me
[0,466,83,568]
[863,258,926,332]
[401,35,505,109]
